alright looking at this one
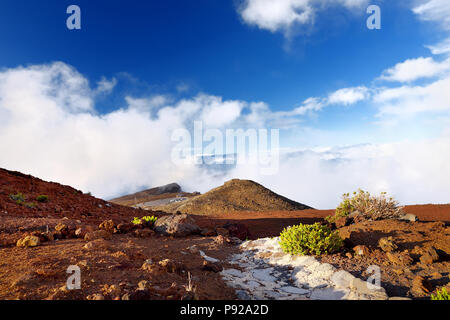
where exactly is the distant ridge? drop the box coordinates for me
[110,183,183,206]
[155,179,313,215]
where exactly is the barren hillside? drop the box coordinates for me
[0,168,150,227]
[155,179,313,215]
[110,183,186,207]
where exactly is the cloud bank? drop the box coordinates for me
[0,62,450,208]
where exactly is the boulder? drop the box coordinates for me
[158,259,186,274]
[138,280,151,290]
[154,214,200,237]
[55,223,69,235]
[75,226,95,238]
[142,259,157,272]
[353,245,370,256]
[99,220,115,233]
[31,231,53,243]
[214,235,242,246]
[378,237,398,253]
[398,214,418,222]
[16,235,40,248]
[54,223,77,239]
[420,246,440,265]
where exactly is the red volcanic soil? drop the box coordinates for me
[0,168,158,225]
[193,210,333,239]
[403,204,450,223]
[0,168,237,300]
[1,166,448,241]
[193,205,450,239]
[0,167,449,300]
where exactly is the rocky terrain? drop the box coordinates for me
[321,218,450,298]
[0,167,449,300]
[221,237,389,300]
[109,183,198,207]
[154,179,312,215]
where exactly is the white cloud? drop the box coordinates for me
[287,86,369,116]
[0,62,249,199]
[427,38,450,55]
[292,97,325,115]
[374,76,450,116]
[238,0,368,35]
[379,57,450,82]
[244,102,272,127]
[413,0,450,30]
[236,86,368,129]
[199,95,246,128]
[239,0,314,33]
[0,62,449,209]
[125,95,172,112]
[327,86,370,105]
[0,62,93,118]
[95,77,117,95]
[211,135,450,208]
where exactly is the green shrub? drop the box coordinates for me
[9,193,25,205]
[36,195,49,203]
[24,202,36,209]
[431,288,450,300]
[327,189,403,222]
[142,215,158,225]
[279,223,343,256]
[132,216,158,226]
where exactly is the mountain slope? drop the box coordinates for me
[109,183,185,206]
[0,167,147,224]
[156,179,313,215]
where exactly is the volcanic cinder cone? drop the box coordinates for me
[157,179,313,215]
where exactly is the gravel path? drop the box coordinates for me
[221,237,388,300]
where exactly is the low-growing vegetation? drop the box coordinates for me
[431,287,450,300]
[9,193,25,205]
[132,216,158,227]
[9,193,41,209]
[279,223,343,256]
[24,202,36,209]
[36,195,49,203]
[132,217,142,225]
[326,189,404,223]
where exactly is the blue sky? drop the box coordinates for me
[0,1,432,111]
[1,0,450,208]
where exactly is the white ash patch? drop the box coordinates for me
[221,237,388,300]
